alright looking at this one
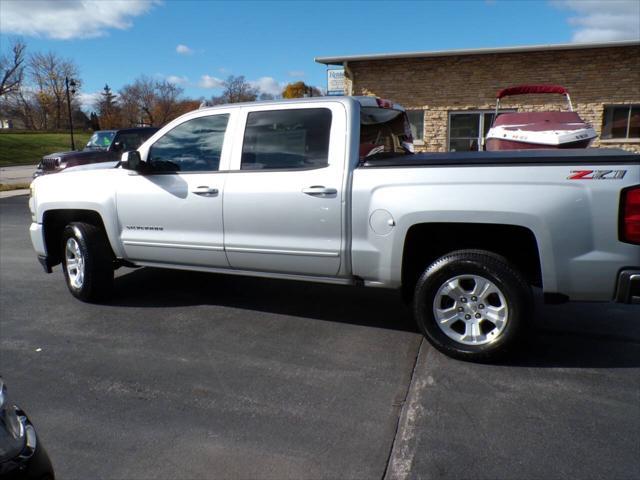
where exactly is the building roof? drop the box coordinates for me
[314,40,640,65]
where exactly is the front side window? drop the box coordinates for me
[241,108,332,170]
[148,115,229,172]
[602,105,640,140]
[448,111,512,151]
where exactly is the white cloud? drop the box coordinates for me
[288,70,305,78]
[166,75,189,85]
[553,0,640,42]
[250,77,285,96]
[198,75,224,89]
[1,0,159,40]
[77,91,102,113]
[176,44,193,55]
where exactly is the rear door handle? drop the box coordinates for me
[302,186,337,197]
[192,186,219,197]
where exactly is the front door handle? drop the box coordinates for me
[192,186,219,197]
[302,186,337,197]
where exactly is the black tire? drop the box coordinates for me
[61,222,114,302]
[413,249,532,362]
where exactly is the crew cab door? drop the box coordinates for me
[115,110,234,267]
[222,103,346,276]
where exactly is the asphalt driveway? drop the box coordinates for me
[1,195,638,479]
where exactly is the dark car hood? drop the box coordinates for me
[39,148,120,173]
[43,149,110,162]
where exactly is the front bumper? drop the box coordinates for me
[0,409,55,480]
[30,223,52,273]
[615,269,640,304]
[30,223,46,257]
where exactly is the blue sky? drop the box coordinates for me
[1,0,638,111]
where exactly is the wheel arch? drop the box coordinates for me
[42,209,115,267]
[400,222,543,301]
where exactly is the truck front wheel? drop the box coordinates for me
[413,250,532,362]
[61,222,114,302]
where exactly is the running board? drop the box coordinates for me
[131,260,363,286]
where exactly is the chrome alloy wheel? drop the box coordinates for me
[65,237,85,289]
[433,274,509,346]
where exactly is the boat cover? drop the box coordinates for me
[496,85,569,99]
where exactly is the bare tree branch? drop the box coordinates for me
[211,75,258,104]
[0,39,26,97]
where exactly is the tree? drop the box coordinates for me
[95,84,120,129]
[29,51,80,129]
[211,75,258,104]
[90,111,100,130]
[0,39,26,97]
[119,76,157,126]
[282,81,321,99]
[118,76,186,127]
[153,80,184,125]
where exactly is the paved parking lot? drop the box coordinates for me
[1,194,639,479]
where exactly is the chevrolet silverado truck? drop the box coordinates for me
[28,97,640,361]
[34,127,158,177]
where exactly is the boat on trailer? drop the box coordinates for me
[485,84,597,151]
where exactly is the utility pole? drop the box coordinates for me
[65,76,77,150]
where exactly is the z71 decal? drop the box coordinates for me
[568,170,627,180]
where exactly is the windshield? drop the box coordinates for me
[84,131,116,151]
[360,107,414,161]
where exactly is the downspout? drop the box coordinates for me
[343,61,354,96]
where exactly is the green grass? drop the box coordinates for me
[0,182,31,191]
[0,132,92,166]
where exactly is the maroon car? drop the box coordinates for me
[34,127,159,177]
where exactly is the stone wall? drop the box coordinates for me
[346,45,640,152]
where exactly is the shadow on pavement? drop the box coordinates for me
[506,295,640,368]
[111,266,418,332]
[111,267,639,368]
[509,329,640,369]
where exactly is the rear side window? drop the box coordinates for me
[360,107,413,160]
[241,108,332,170]
[148,115,229,172]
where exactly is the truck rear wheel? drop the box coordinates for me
[413,250,532,362]
[61,222,114,302]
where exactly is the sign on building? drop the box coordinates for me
[327,69,345,96]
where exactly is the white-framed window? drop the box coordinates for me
[448,110,513,151]
[602,105,640,140]
[406,110,424,144]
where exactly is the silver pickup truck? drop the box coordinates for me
[28,96,640,361]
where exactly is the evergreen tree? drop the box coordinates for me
[95,84,121,128]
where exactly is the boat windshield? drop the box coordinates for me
[84,131,116,151]
[360,107,414,161]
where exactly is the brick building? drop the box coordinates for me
[316,41,640,152]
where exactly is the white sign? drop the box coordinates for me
[327,69,345,96]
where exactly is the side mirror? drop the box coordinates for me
[120,150,143,171]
